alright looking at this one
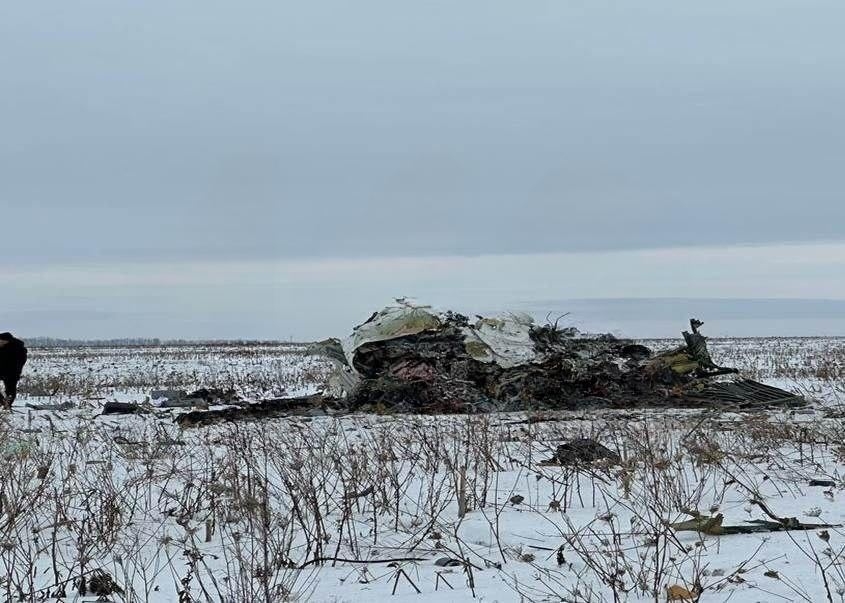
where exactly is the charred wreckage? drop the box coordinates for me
[175,301,804,427]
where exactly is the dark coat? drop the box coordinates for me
[0,332,27,408]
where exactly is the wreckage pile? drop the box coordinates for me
[309,301,803,414]
[173,301,804,426]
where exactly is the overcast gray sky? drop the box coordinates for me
[2,1,844,338]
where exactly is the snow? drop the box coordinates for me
[1,337,844,602]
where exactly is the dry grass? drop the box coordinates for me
[0,338,843,601]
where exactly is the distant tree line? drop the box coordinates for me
[24,337,305,348]
[25,337,163,348]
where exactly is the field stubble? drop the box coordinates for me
[0,338,843,602]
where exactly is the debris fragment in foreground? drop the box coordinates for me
[543,438,621,466]
[809,479,836,487]
[670,501,840,536]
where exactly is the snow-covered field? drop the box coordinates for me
[1,338,844,602]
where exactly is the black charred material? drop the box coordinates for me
[341,316,802,414]
[175,394,336,427]
[176,315,806,425]
[102,402,143,415]
[548,439,622,466]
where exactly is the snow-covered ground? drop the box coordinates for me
[19,343,331,402]
[1,338,844,602]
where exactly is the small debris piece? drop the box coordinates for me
[556,547,566,566]
[670,503,841,536]
[809,479,836,487]
[185,387,241,405]
[160,399,205,409]
[77,570,124,597]
[152,388,241,408]
[670,512,726,535]
[547,438,621,466]
[25,401,75,411]
[434,557,462,567]
[683,318,724,372]
[101,402,143,415]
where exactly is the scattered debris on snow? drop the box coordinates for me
[670,500,840,536]
[544,438,622,466]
